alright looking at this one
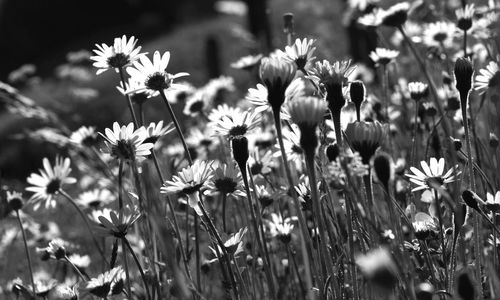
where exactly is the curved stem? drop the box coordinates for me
[118,67,139,128]
[123,238,151,300]
[15,210,36,297]
[64,256,89,281]
[60,190,108,265]
[272,109,314,295]
[159,89,193,165]
[238,164,276,299]
[122,238,133,300]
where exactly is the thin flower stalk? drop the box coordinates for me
[64,255,90,281]
[118,67,139,128]
[123,237,151,300]
[272,109,314,295]
[160,89,193,165]
[434,189,449,289]
[122,238,133,300]
[344,195,359,300]
[60,190,108,265]
[15,210,36,298]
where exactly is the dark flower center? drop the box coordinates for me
[145,72,170,91]
[46,179,61,194]
[425,176,444,188]
[433,32,448,43]
[250,162,263,175]
[295,57,307,71]
[229,125,248,137]
[181,183,204,195]
[112,140,135,160]
[89,283,111,298]
[215,177,238,194]
[107,53,130,68]
[189,100,205,113]
[81,135,97,147]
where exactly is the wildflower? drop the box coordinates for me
[266,213,295,244]
[161,160,214,215]
[246,79,304,118]
[369,48,399,66]
[83,266,125,298]
[456,4,475,31]
[143,121,174,145]
[126,51,189,96]
[295,181,312,211]
[249,149,275,176]
[163,81,195,103]
[280,38,317,72]
[277,126,305,167]
[201,76,236,105]
[76,189,114,209]
[48,284,78,300]
[344,121,387,164]
[230,54,263,70]
[474,61,500,95]
[405,157,459,192]
[255,184,278,208]
[90,35,144,75]
[412,212,437,240]
[287,96,327,153]
[69,126,98,147]
[183,91,209,117]
[210,227,248,258]
[36,239,70,260]
[6,190,24,211]
[100,122,154,161]
[206,162,246,198]
[422,22,457,48]
[259,56,297,112]
[211,109,261,139]
[408,82,428,101]
[26,156,76,210]
[207,104,242,123]
[358,2,410,28]
[355,247,399,291]
[93,206,141,238]
[117,79,153,103]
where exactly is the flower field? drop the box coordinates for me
[1,0,500,299]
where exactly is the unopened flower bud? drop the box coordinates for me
[373,152,394,190]
[454,58,474,106]
[461,190,482,212]
[283,13,294,34]
[326,143,340,162]
[231,136,249,169]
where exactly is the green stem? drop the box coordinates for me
[15,210,36,298]
[345,196,359,300]
[434,189,449,290]
[60,190,108,265]
[118,67,139,128]
[272,109,315,295]
[122,238,132,300]
[159,89,193,165]
[64,256,89,281]
[123,238,151,300]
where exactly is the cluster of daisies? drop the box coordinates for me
[2,0,500,299]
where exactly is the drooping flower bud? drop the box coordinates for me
[350,80,365,121]
[373,152,394,191]
[231,136,249,170]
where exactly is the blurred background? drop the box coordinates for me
[0,0,350,180]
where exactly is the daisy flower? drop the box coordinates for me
[69,126,98,148]
[485,191,500,212]
[126,51,189,97]
[308,59,356,96]
[76,189,114,209]
[230,54,263,70]
[475,61,500,95]
[287,96,327,129]
[210,227,248,259]
[83,266,125,298]
[259,56,297,111]
[206,162,245,198]
[266,213,295,244]
[211,109,261,139]
[246,78,304,119]
[90,35,144,75]
[26,156,77,210]
[456,4,475,31]
[208,104,243,123]
[100,122,154,161]
[407,81,429,101]
[249,149,276,176]
[143,120,174,145]
[358,2,409,28]
[163,81,195,104]
[344,121,388,164]
[280,38,317,72]
[274,126,304,167]
[412,212,437,240]
[93,205,141,238]
[405,157,459,192]
[422,22,457,48]
[117,79,153,104]
[369,48,399,66]
[183,91,210,117]
[161,160,214,215]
